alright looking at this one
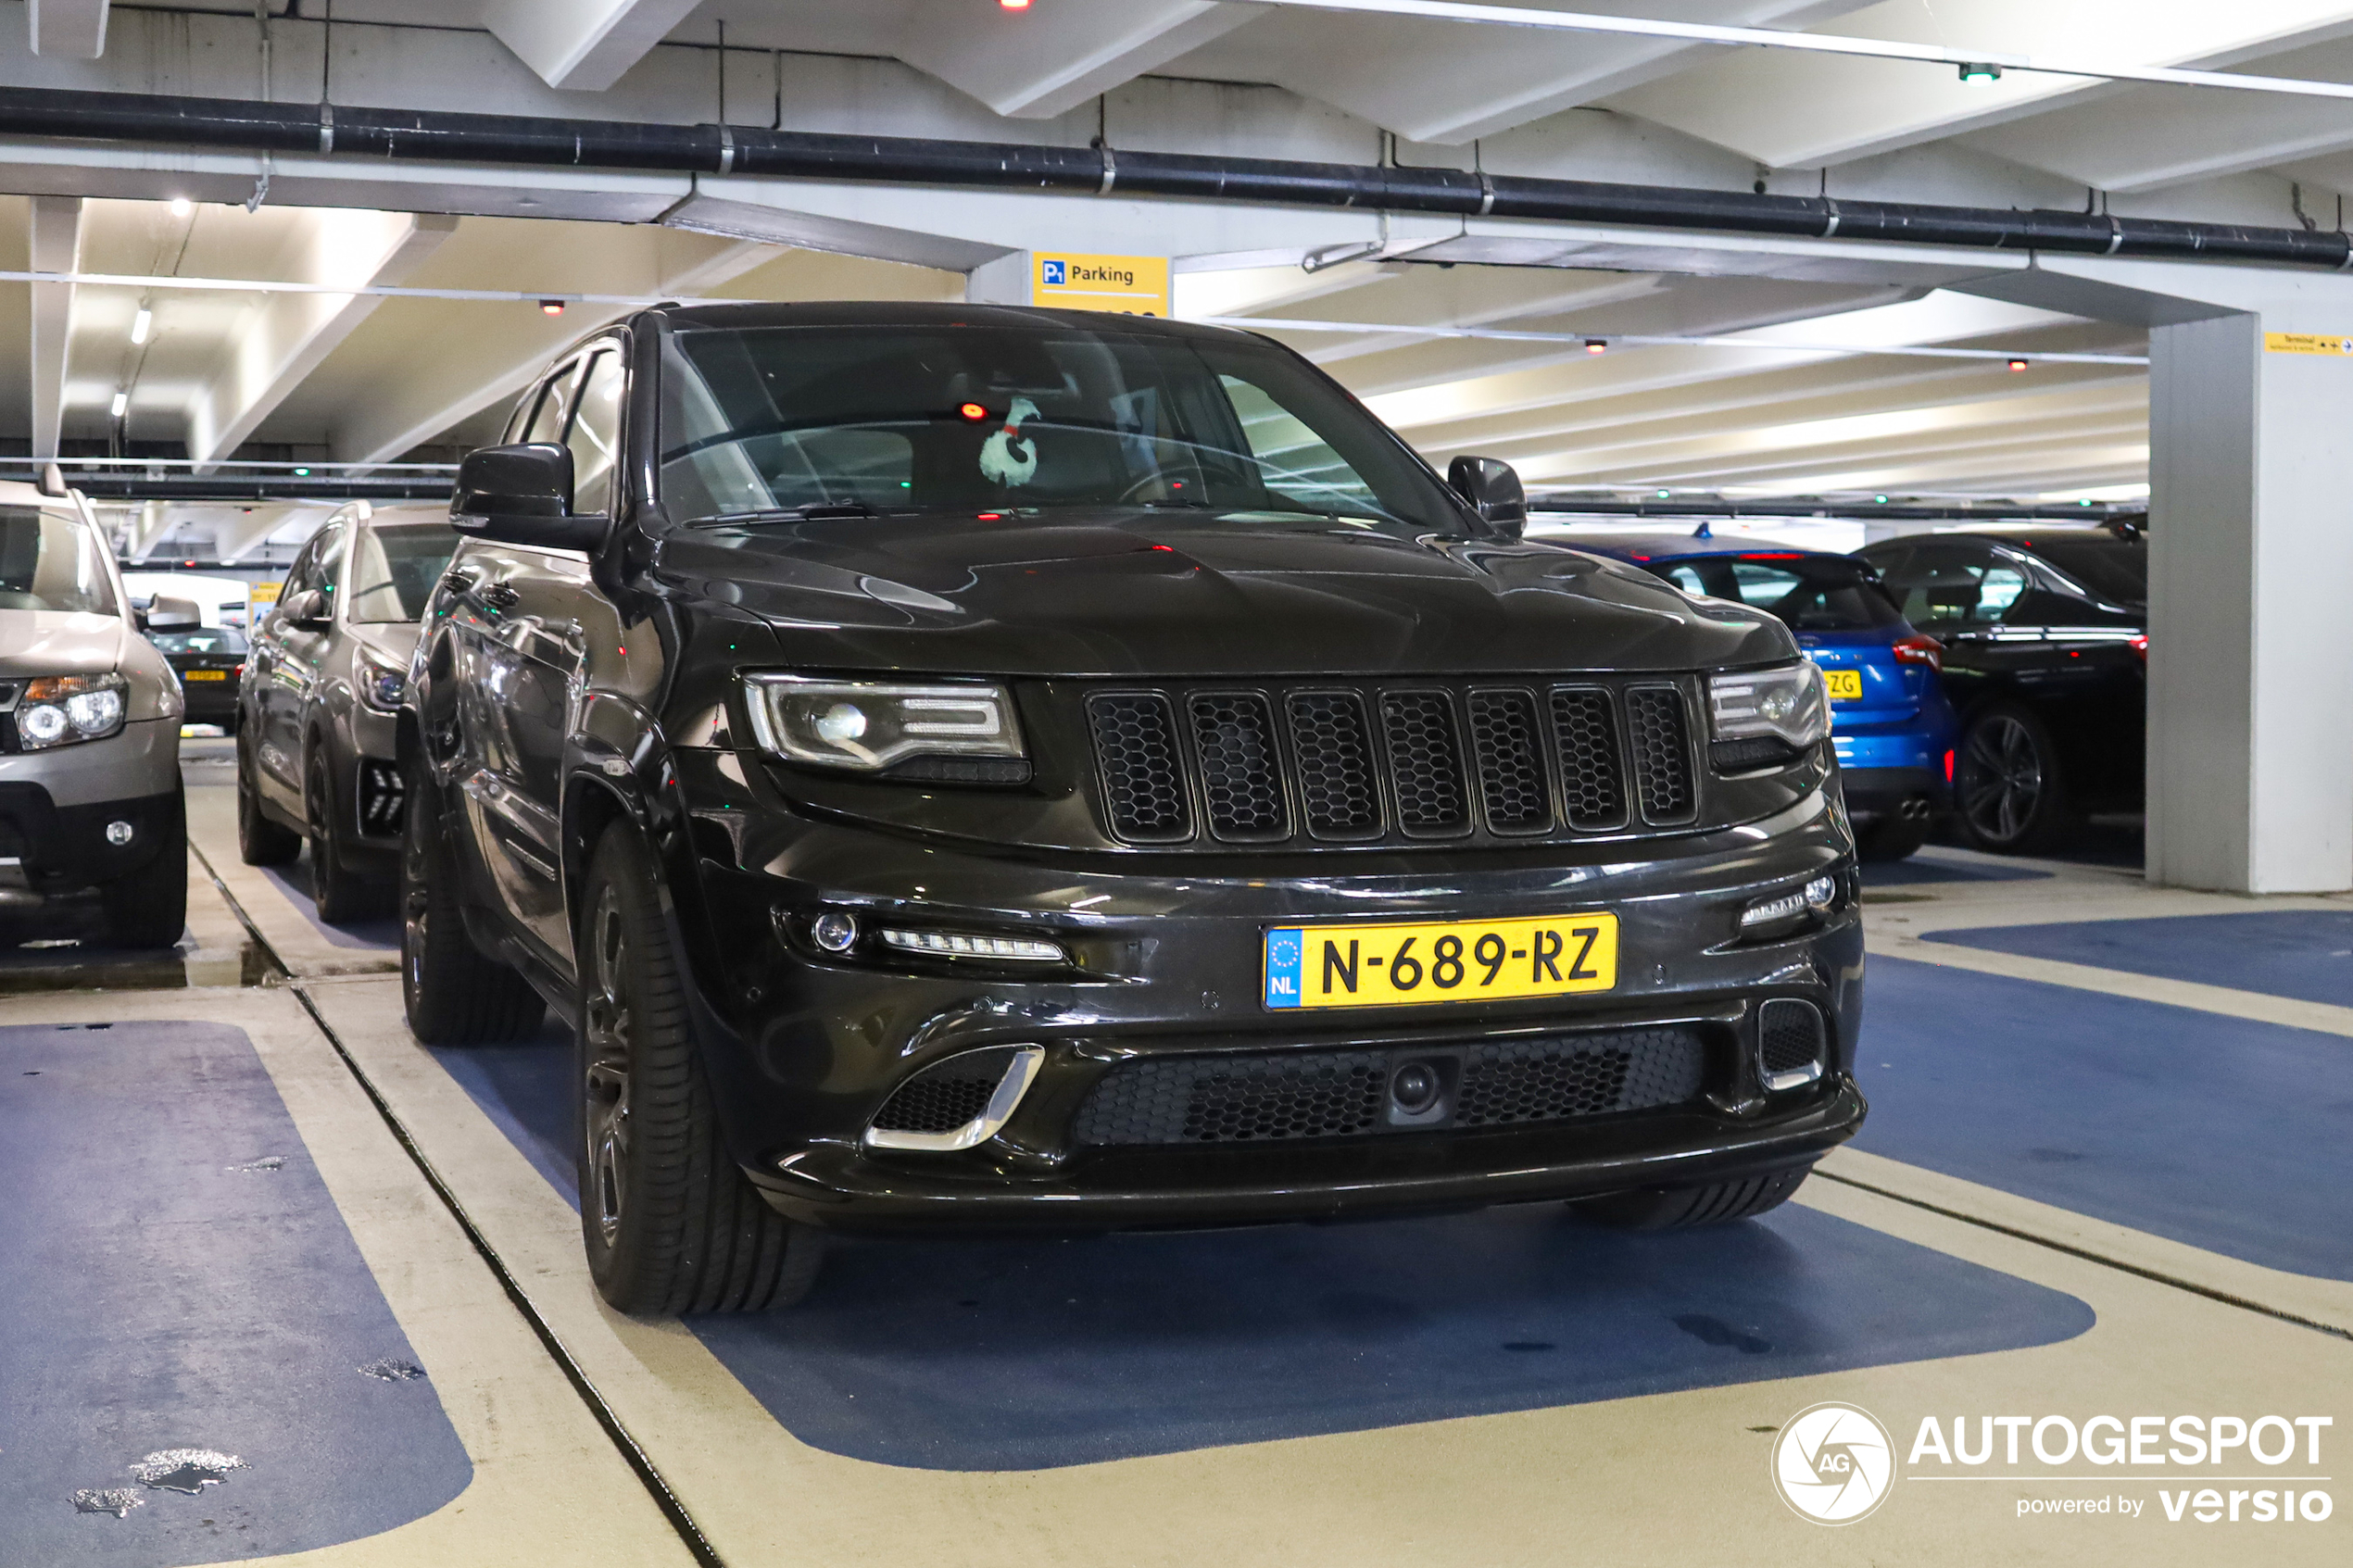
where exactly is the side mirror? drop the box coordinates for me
[451,443,610,551]
[146,595,203,632]
[1447,455,1526,540]
[282,588,332,630]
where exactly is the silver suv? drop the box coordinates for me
[0,479,186,947]
[235,502,459,920]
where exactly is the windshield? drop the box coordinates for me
[1657,555,1902,633]
[346,522,459,623]
[0,506,115,616]
[2020,534,2146,606]
[150,628,247,655]
[658,322,1466,535]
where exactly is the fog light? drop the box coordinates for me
[105,820,134,847]
[1803,874,1836,911]
[881,928,1064,962]
[810,911,859,953]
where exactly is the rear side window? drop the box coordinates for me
[1658,556,1900,632]
[2022,535,2146,606]
[346,524,460,623]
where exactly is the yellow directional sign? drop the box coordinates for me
[2264,332,2353,356]
[1034,252,1170,317]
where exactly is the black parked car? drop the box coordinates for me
[1853,523,2145,853]
[148,624,246,731]
[403,303,1865,1315]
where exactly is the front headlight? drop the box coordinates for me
[15,671,128,750]
[357,652,408,713]
[1707,661,1829,751]
[743,674,1028,779]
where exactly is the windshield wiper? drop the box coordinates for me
[705,503,883,526]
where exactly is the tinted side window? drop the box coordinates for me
[1886,543,2023,628]
[566,349,625,517]
[520,359,583,446]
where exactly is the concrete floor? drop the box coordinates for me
[0,741,2344,1566]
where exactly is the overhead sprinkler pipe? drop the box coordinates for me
[0,85,2346,270]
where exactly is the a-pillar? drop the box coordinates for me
[1961,258,2353,893]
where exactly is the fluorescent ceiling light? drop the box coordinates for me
[130,307,151,345]
[109,391,128,418]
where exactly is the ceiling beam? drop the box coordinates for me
[184,210,459,470]
[28,0,107,58]
[27,193,78,461]
[898,0,1257,119]
[482,0,704,93]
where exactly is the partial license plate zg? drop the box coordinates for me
[1822,669,1864,701]
[182,670,228,681]
[1263,914,1618,1010]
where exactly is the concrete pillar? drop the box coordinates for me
[1962,259,2353,893]
[965,252,1033,307]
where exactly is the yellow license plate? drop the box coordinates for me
[1264,914,1618,1010]
[1822,669,1864,701]
[182,669,228,681]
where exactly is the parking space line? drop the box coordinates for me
[1818,1148,2353,1341]
[184,784,397,979]
[0,985,697,1568]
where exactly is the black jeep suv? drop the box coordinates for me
[401,303,1866,1315]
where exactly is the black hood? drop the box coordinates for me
[655,511,1795,677]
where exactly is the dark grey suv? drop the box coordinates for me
[236,502,457,919]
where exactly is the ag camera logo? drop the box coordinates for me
[1773,1401,1896,1524]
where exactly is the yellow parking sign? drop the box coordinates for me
[1034,252,1170,317]
[2263,332,2353,356]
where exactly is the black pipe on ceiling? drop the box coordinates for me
[4,472,452,500]
[0,84,2346,270]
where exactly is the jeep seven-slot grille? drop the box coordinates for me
[1085,679,1695,847]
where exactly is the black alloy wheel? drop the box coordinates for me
[307,753,390,922]
[398,755,545,1046]
[575,822,824,1316]
[1954,703,2073,855]
[236,730,301,866]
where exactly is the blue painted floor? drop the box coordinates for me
[1857,955,2353,1279]
[1930,909,2353,1008]
[436,1031,2093,1471]
[0,1022,471,1567]
[259,859,401,951]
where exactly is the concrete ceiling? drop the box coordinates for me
[24,0,2341,550]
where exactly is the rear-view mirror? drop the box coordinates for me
[1447,455,1526,541]
[451,443,610,552]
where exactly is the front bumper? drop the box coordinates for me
[670,750,1867,1233]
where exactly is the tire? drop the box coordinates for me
[236,733,301,866]
[1855,813,1930,862]
[1571,1164,1811,1231]
[307,752,392,922]
[399,758,546,1046]
[577,823,824,1315]
[1954,702,2075,855]
[101,791,189,949]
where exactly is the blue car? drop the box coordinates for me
[1557,531,1957,859]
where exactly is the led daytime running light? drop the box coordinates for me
[881,928,1064,961]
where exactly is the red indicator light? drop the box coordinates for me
[1629,554,1651,561]
[1739,552,1806,560]
[1944,748,1956,784]
[2130,634,2147,662]
[1584,339,1607,355]
[539,299,566,317]
[2007,358,2029,371]
[1000,0,1031,8]
[960,402,988,421]
[1149,544,1175,552]
[976,511,1003,521]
